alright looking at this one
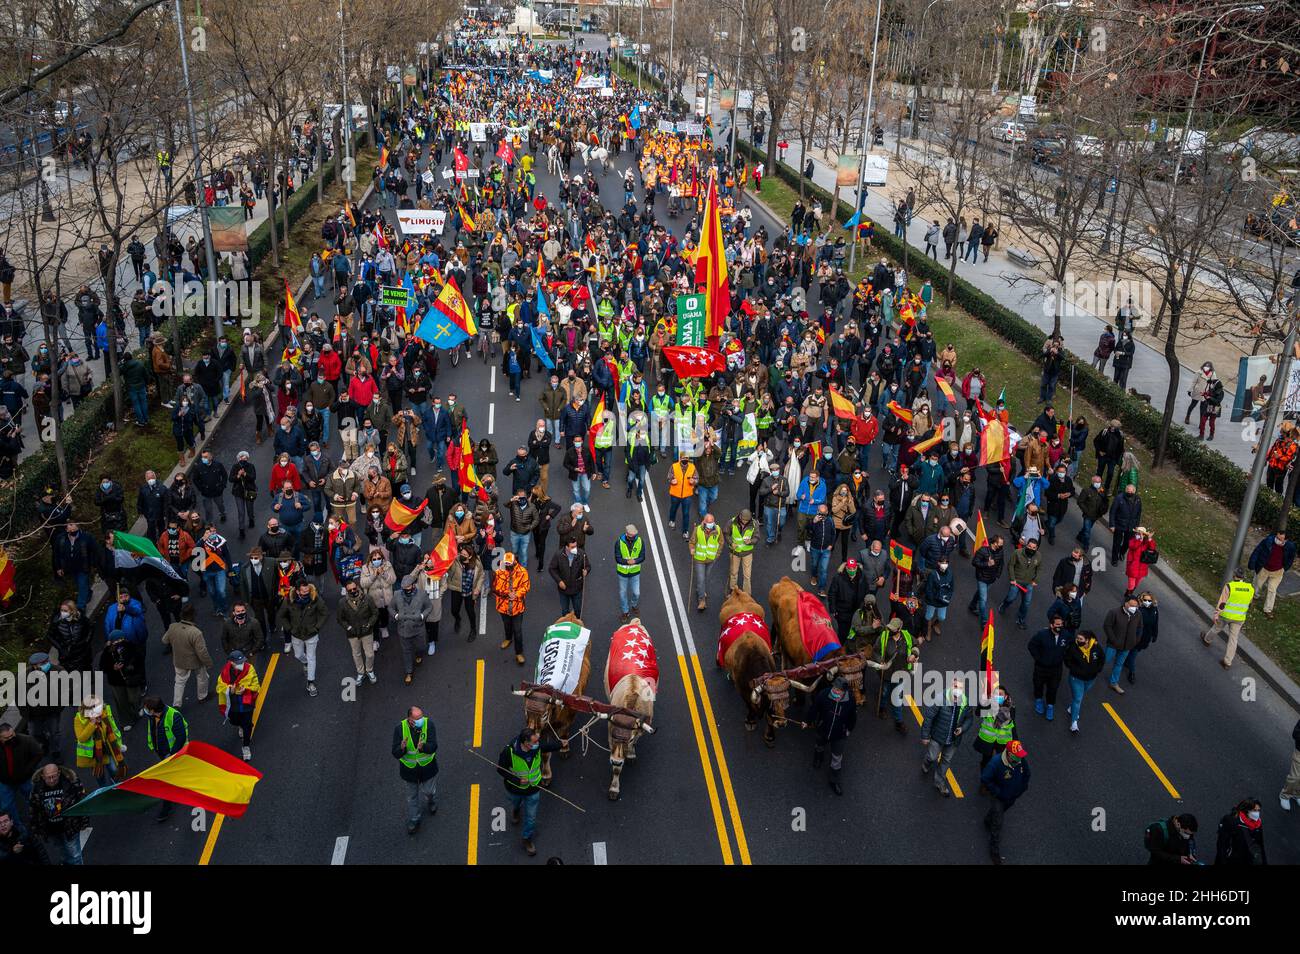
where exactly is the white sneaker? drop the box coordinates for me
[356,671,365,684]
[1070,721,1079,733]
[1281,796,1292,811]
[241,746,252,761]
[367,671,377,684]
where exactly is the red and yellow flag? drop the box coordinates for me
[458,204,477,233]
[828,388,857,421]
[587,393,607,461]
[912,429,944,456]
[973,511,988,554]
[283,278,302,332]
[978,419,1011,468]
[0,545,14,606]
[886,400,913,425]
[384,497,428,533]
[427,530,458,578]
[888,539,913,572]
[980,611,996,695]
[936,378,957,406]
[63,741,262,818]
[457,421,489,502]
[694,170,730,339]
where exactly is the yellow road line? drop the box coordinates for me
[467,783,480,865]
[906,694,964,798]
[473,659,485,748]
[689,654,751,864]
[199,652,279,865]
[1103,702,1181,799]
[676,654,735,865]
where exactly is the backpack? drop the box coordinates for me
[1144,819,1169,852]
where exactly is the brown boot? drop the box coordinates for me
[255,430,263,445]
[932,620,943,640]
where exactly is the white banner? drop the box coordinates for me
[656,119,677,134]
[678,121,705,136]
[441,168,456,180]
[396,209,446,235]
[535,621,592,694]
[576,73,607,89]
[506,125,530,143]
[421,169,435,184]
[737,89,754,110]
[599,87,614,98]
[470,122,487,142]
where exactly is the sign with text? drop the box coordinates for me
[396,209,446,235]
[675,294,705,346]
[381,285,410,307]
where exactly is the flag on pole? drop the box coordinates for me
[427,530,458,578]
[888,539,913,572]
[343,203,356,228]
[379,145,390,169]
[936,378,957,406]
[694,170,730,338]
[661,345,726,379]
[383,497,428,533]
[886,400,913,424]
[0,545,14,606]
[458,204,477,232]
[283,279,302,332]
[980,611,996,696]
[432,276,478,336]
[912,429,944,456]
[828,388,857,420]
[111,530,182,581]
[529,326,555,370]
[973,511,988,554]
[457,421,489,503]
[978,419,1011,468]
[588,393,608,461]
[62,741,262,817]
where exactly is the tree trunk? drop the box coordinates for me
[1152,302,1181,469]
[266,145,280,269]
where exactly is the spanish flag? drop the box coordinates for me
[886,400,913,424]
[936,378,957,406]
[978,419,1011,468]
[457,421,489,503]
[384,497,428,533]
[828,388,857,421]
[912,428,944,456]
[344,203,356,228]
[588,393,607,461]
[973,511,988,554]
[0,545,14,606]
[888,539,913,572]
[458,204,477,233]
[379,145,390,169]
[980,610,996,696]
[694,170,731,339]
[427,530,458,578]
[63,741,262,817]
[283,278,302,332]
[433,275,478,336]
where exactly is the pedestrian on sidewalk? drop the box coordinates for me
[393,706,438,835]
[496,726,563,857]
[1111,332,1135,389]
[924,221,941,260]
[1092,325,1116,373]
[811,677,856,796]
[1248,530,1295,620]
[1202,573,1255,669]
[981,740,1030,865]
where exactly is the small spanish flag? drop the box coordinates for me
[458,204,477,233]
[828,388,857,421]
[889,539,913,572]
[980,611,996,695]
[427,531,458,578]
[886,400,913,424]
[379,145,390,169]
[973,511,988,554]
[936,378,957,406]
[0,544,14,607]
[344,203,356,228]
[384,497,428,533]
[912,429,944,456]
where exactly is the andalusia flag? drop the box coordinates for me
[283,278,302,332]
[888,539,913,572]
[111,530,182,581]
[63,741,262,817]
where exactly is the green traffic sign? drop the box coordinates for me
[676,293,705,346]
[381,285,409,307]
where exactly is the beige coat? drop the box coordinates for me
[162,621,214,670]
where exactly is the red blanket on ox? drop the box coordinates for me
[717,612,773,667]
[797,591,841,662]
[606,622,660,696]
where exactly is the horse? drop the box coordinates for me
[604,620,658,800]
[718,587,786,747]
[522,612,591,786]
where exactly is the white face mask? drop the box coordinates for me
[1125,606,1137,616]
[1248,810,1261,821]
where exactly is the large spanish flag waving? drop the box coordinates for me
[384,497,428,533]
[63,741,262,817]
[694,170,730,338]
[433,275,478,336]
[283,278,302,332]
[457,421,489,503]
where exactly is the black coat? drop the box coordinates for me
[809,686,857,742]
[391,719,439,783]
[548,548,591,593]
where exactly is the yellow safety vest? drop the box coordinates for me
[693,525,721,562]
[730,520,755,554]
[400,719,436,768]
[1221,581,1254,622]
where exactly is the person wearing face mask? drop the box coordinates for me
[136,469,169,542]
[338,579,379,685]
[689,513,723,612]
[996,539,1039,630]
[1027,613,1070,721]
[1214,797,1268,865]
[192,450,229,526]
[446,548,486,640]
[980,739,1030,865]
[1064,628,1105,734]
[496,726,565,857]
[216,651,260,761]
[1145,812,1200,864]
[1108,483,1143,567]
[276,581,327,697]
[920,679,975,798]
[809,677,857,796]
[360,548,396,645]
[222,599,266,657]
[974,685,1017,777]
[73,694,125,789]
[93,474,126,538]
[920,555,954,643]
[1118,591,1160,686]
[1102,596,1144,695]
[1075,472,1109,550]
[393,706,439,835]
[525,421,552,497]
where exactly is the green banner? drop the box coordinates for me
[675,293,705,346]
[380,285,409,307]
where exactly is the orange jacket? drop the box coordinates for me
[492,562,531,616]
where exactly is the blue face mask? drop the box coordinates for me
[413,717,425,728]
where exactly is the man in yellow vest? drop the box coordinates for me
[143,695,188,821]
[392,705,438,835]
[1203,572,1255,669]
[689,513,723,612]
[496,726,563,857]
[728,509,757,594]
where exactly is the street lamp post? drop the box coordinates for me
[339,0,353,204]
[637,0,644,89]
[729,0,745,166]
[1173,4,1265,188]
[173,0,220,340]
[910,0,951,140]
[667,0,676,109]
[847,0,883,274]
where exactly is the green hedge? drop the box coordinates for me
[732,136,1280,528]
[11,134,368,533]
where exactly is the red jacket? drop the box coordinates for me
[270,461,302,492]
[1125,535,1156,582]
[318,349,343,382]
[348,374,379,407]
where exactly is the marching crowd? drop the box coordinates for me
[1,20,1292,866]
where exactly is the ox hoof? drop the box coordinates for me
[744,720,756,732]
[763,735,776,749]
[608,789,621,801]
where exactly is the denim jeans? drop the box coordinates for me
[668,495,694,534]
[763,504,786,543]
[320,408,332,444]
[618,574,640,614]
[626,464,646,500]
[53,831,84,864]
[559,590,584,616]
[549,419,563,445]
[969,580,990,618]
[313,273,326,298]
[508,790,540,839]
[810,547,832,591]
[128,385,149,425]
[696,484,719,520]
[1068,675,1095,722]
[998,582,1034,624]
[1105,646,1131,685]
[1077,517,1096,549]
[1045,513,1062,544]
[571,474,591,505]
[881,442,900,472]
[203,568,228,614]
[509,532,530,565]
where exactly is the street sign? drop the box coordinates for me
[381,285,409,307]
[675,294,705,346]
[1148,118,1158,135]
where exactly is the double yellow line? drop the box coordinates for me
[640,475,751,864]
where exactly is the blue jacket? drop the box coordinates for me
[923,566,954,607]
[105,599,148,645]
[980,755,1030,805]
[916,459,946,495]
[1011,474,1048,508]
[796,476,827,516]
[1248,534,1296,572]
[560,403,591,442]
[423,407,452,447]
[273,423,308,459]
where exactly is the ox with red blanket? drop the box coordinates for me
[797,590,841,662]
[717,611,773,667]
[606,621,660,696]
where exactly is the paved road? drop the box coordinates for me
[69,44,1300,867]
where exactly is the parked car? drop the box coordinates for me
[905,99,934,122]
[1027,135,1067,165]
[997,121,1028,144]
[1245,206,1300,247]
